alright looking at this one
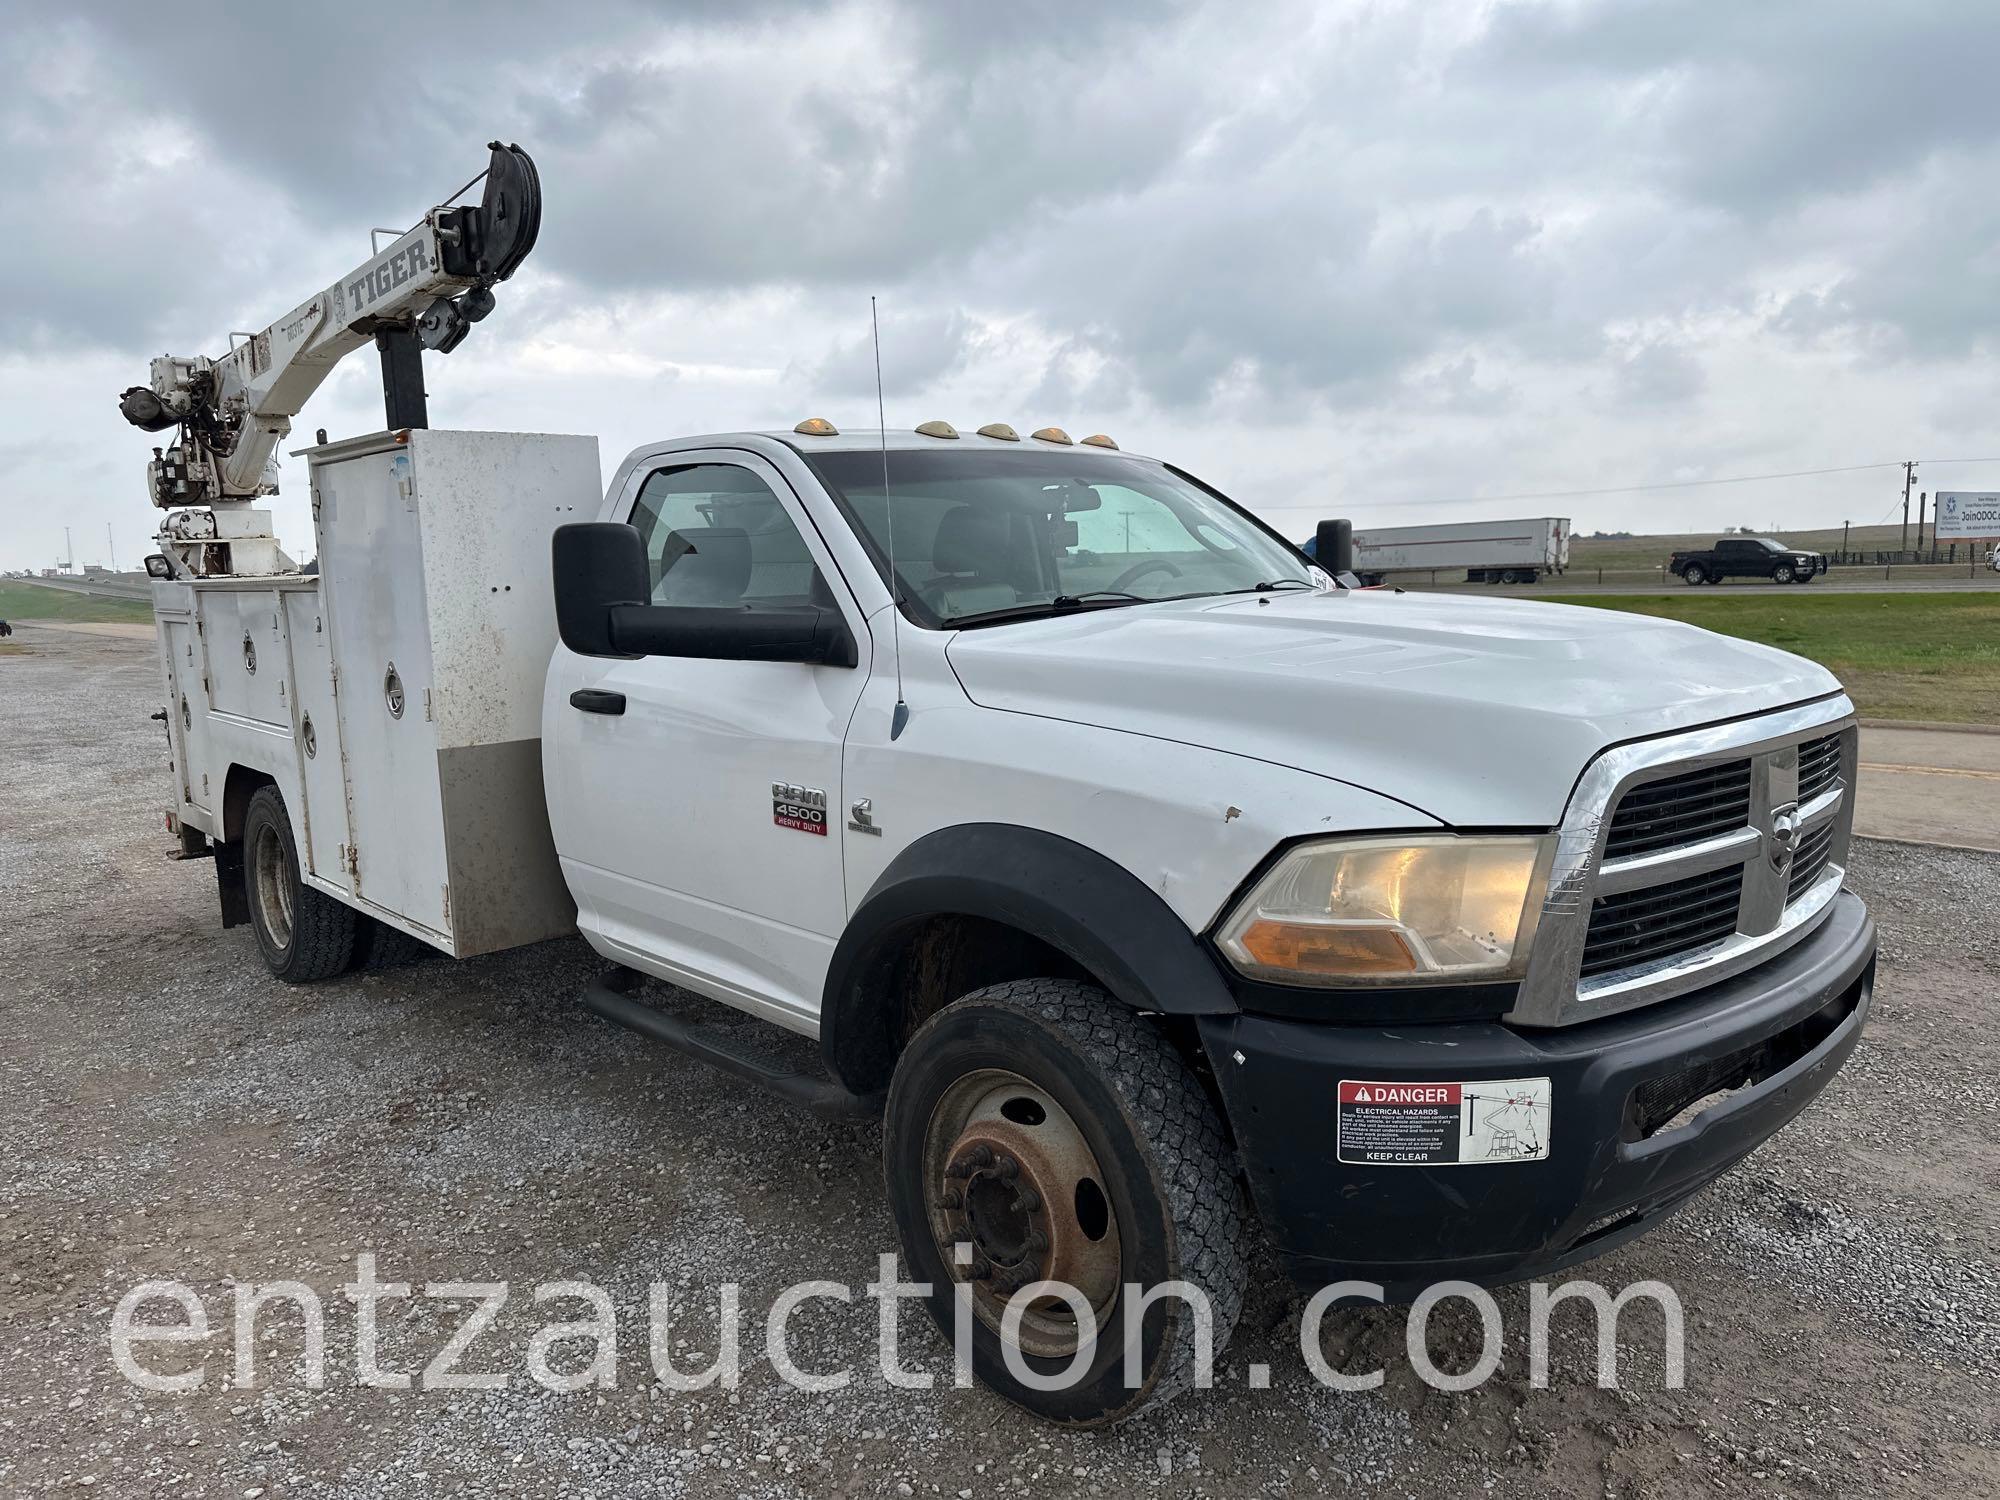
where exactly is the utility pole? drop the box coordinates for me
[1900,460,1917,551]
[107,523,116,573]
[64,525,73,573]
[1917,491,1927,556]
[1841,519,1850,559]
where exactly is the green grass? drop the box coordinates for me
[0,581,154,625]
[1538,591,2000,725]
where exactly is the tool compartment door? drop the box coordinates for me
[158,613,213,816]
[282,588,352,892]
[314,445,451,938]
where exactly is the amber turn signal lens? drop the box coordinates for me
[1236,921,1418,976]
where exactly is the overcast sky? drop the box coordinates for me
[4,0,1999,573]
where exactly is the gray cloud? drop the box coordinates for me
[7,0,2000,573]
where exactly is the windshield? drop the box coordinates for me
[801,447,1315,626]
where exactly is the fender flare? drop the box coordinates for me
[818,822,1239,1093]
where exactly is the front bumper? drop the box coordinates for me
[1198,891,1874,1298]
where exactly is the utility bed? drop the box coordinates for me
[150,428,599,956]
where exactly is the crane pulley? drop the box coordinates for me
[120,142,541,577]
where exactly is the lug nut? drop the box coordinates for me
[1013,1187,1042,1213]
[1024,1229,1048,1253]
[938,1188,962,1211]
[995,1154,1019,1180]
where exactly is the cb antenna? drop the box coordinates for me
[872,296,910,740]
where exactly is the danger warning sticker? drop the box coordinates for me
[1337,1077,1552,1166]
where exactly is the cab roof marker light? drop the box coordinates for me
[794,417,840,436]
[1080,433,1119,450]
[976,423,1020,441]
[1031,426,1073,445]
[915,420,959,439]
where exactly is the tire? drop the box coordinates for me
[348,913,430,972]
[883,980,1250,1425]
[1680,563,1706,585]
[1772,564,1795,584]
[1499,569,1522,585]
[241,785,355,982]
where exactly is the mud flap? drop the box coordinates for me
[214,840,250,929]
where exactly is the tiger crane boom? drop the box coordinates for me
[118,142,540,576]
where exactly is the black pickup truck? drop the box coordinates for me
[1670,536,1825,585]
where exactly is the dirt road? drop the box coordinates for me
[2,633,1995,1499]
[1856,725,2000,852]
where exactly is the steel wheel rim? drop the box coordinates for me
[252,823,293,950]
[922,1068,1123,1360]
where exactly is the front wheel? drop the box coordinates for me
[1772,564,1795,584]
[242,785,355,982]
[884,981,1250,1425]
[1681,563,1707,585]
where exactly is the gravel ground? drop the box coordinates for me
[2,626,1996,1499]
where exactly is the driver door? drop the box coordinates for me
[548,452,870,1031]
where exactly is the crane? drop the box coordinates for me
[119,142,541,577]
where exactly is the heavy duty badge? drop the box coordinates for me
[771,782,828,836]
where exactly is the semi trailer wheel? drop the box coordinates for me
[883,980,1249,1425]
[241,785,355,982]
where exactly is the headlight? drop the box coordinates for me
[1216,836,1553,987]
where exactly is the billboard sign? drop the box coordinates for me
[1934,491,2000,540]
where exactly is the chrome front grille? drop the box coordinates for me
[1579,864,1745,979]
[1787,820,1837,902]
[1509,698,1858,1026]
[1798,732,1842,803]
[1602,759,1753,859]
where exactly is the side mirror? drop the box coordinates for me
[611,604,858,668]
[552,521,859,667]
[553,522,649,657]
[1314,518,1353,574]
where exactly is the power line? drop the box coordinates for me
[1254,455,2000,514]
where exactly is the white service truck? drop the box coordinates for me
[126,147,1876,1424]
[1304,516,1570,585]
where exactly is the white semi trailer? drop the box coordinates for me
[1306,516,1570,584]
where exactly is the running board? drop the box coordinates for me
[581,968,883,1123]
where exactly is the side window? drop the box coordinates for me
[627,464,827,610]
[1718,540,1747,556]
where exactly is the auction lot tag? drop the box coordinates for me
[1337,1077,1552,1166]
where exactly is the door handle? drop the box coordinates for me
[569,688,627,716]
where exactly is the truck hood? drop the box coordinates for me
[943,589,1841,827]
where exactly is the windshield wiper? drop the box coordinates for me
[1217,578,1317,596]
[946,591,1179,628]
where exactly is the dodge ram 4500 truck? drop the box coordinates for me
[125,146,1874,1425]
[142,419,1875,1424]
